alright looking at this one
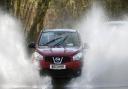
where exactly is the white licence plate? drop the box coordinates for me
[50,64,66,70]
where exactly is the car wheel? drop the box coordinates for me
[74,69,82,77]
[39,70,47,76]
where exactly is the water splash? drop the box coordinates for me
[0,11,51,89]
[69,3,128,89]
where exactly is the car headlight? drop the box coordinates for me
[73,52,83,61]
[32,52,43,61]
[32,52,43,70]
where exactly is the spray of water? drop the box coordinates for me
[0,11,51,89]
[69,3,128,89]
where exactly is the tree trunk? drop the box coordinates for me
[27,0,52,42]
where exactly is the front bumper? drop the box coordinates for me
[40,60,81,70]
[39,60,82,77]
[40,69,81,78]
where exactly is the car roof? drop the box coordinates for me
[43,29,77,32]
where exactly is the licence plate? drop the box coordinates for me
[50,64,66,70]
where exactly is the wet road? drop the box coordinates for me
[2,78,128,89]
[49,77,128,89]
[51,77,71,89]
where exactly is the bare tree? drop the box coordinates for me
[28,0,52,42]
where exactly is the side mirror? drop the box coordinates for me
[28,42,36,49]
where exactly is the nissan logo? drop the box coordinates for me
[52,57,63,64]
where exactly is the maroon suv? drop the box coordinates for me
[29,29,85,77]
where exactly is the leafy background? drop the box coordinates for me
[0,0,128,42]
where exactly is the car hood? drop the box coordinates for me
[36,47,81,56]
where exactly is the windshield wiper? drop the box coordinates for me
[53,35,68,47]
[42,37,62,46]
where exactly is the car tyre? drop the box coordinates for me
[74,69,82,77]
[39,70,47,76]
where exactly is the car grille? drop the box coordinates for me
[45,56,71,64]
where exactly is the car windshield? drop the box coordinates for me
[38,31,80,47]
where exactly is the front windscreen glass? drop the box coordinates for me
[38,31,80,47]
